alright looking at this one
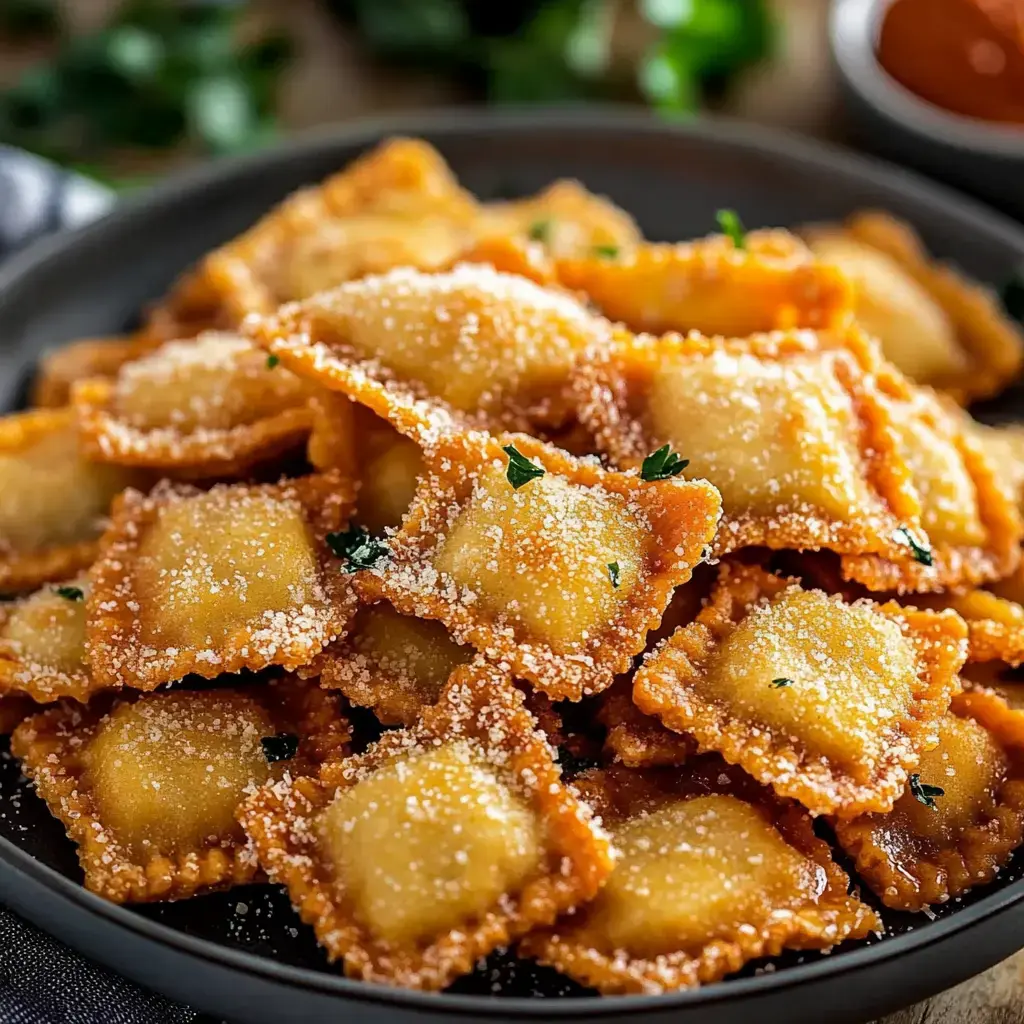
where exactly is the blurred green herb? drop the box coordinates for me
[0,1,292,186]
[329,0,773,112]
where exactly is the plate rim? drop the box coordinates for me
[2,105,1024,1016]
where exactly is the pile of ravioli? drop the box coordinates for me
[4,138,1024,997]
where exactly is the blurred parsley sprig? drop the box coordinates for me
[329,0,773,111]
[0,0,292,185]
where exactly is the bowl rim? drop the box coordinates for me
[830,0,1024,159]
[1,105,1024,1016]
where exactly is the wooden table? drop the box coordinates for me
[3,2,1023,1022]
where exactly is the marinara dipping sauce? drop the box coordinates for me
[877,0,1024,126]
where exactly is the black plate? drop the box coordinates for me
[1,109,1024,1024]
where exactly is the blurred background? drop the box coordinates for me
[0,0,834,190]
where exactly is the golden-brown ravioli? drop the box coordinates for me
[521,761,880,994]
[318,601,472,726]
[0,575,96,702]
[805,211,1024,403]
[479,180,641,260]
[0,409,140,592]
[633,564,967,817]
[841,381,1021,593]
[73,332,317,478]
[11,679,351,902]
[555,229,852,337]
[574,326,928,566]
[31,334,158,409]
[355,431,721,701]
[148,138,481,339]
[835,690,1024,911]
[239,660,614,990]
[86,475,357,691]
[246,264,619,437]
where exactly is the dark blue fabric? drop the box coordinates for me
[0,148,200,1024]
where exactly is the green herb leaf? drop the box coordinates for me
[503,444,545,490]
[261,732,299,764]
[607,561,621,588]
[909,773,944,810]
[592,243,620,258]
[326,526,389,572]
[716,209,746,249]
[893,525,933,567]
[770,677,792,688]
[54,585,84,602]
[641,444,689,482]
[266,354,280,369]
[528,219,551,243]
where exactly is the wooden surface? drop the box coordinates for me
[3,2,1023,1022]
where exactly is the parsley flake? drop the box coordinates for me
[54,585,84,602]
[607,561,621,588]
[326,526,389,572]
[528,219,551,243]
[641,444,689,482]
[770,677,792,688]
[893,525,933,566]
[909,773,944,810]
[266,354,280,369]
[261,733,299,764]
[503,444,545,490]
[716,208,746,249]
[592,243,620,259]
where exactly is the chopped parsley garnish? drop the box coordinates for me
[592,243,620,258]
[641,444,689,482]
[261,733,299,764]
[770,677,792,689]
[266,354,280,369]
[528,219,551,243]
[1002,265,1024,323]
[607,561,621,588]
[326,526,388,572]
[909,773,944,810]
[54,585,84,602]
[716,208,746,249]
[503,444,545,490]
[892,525,933,566]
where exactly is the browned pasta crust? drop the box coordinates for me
[246,263,620,439]
[573,325,927,566]
[905,589,1024,666]
[239,660,614,990]
[840,375,1021,593]
[86,474,358,691]
[71,333,317,479]
[355,430,721,700]
[634,564,967,818]
[834,688,1024,911]
[0,408,141,593]
[10,678,351,903]
[839,211,1024,404]
[554,230,853,337]
[317,599,472,726]
[0,576,96,702]
[148,138,481,340]
[520,760,881,994]
[597,679,696,768]
[31,334,160,409]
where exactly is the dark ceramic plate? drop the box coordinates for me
[1,109,1024,1024]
